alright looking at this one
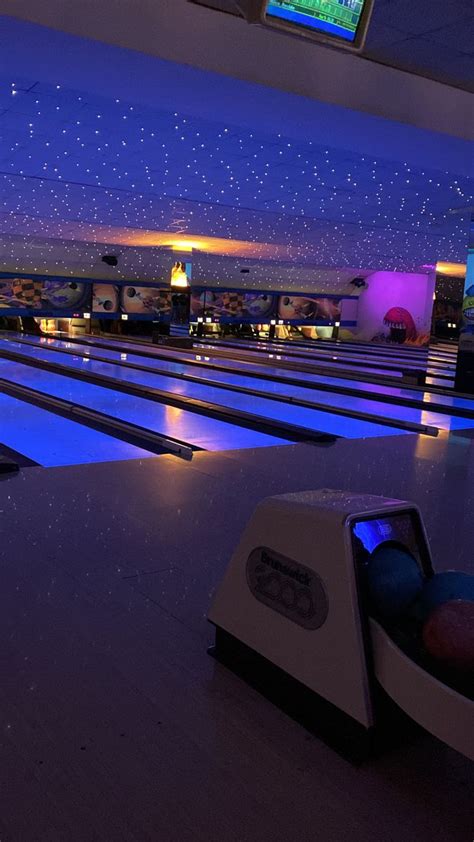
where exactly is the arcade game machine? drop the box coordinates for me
[209,490,474,761]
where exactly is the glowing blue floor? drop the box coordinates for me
[193,342,405,379]
[0,392,155,467]
[195,337,456,378]
[219,335,457,359]
[211,334,457,363]
[0,358,287,452]
[0,341,411,439]
[13,335,473,431]
[233,337,456,365]
[1,333,471,471]
[102,337,465,412]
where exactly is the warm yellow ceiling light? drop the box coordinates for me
[168,239,207,252]
[27,221,302,259]
[126,230,294,257]
[436,261,466,277]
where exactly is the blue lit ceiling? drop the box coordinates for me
[0,72,472,276]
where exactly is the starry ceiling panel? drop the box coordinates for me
[0,74,472,273]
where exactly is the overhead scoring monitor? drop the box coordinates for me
[261,0,374,49]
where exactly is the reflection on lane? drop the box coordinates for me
[195,336,455,376]
[8,334,473,416]
[0,341,411,438]
[0,358,287,451]
[1,336,470,435]
[0,391,156,467]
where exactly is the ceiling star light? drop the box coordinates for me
[0,75,471,279]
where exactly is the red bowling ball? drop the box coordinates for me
[422,600,474,673]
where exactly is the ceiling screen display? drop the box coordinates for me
[265,0,367,43]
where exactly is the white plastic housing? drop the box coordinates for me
[209,489,474,759]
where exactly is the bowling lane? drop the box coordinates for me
[0,358,287,451]
[193,336,456,378]
[426,375,455,388]
[0,392,156,467]
[46,332,409,383]
[60,331,406,380]
[173,340,417,379]
[224,335,457,365]
[0,340,413,439]
[26,334,474,417]
[3,335,472,435]
[243,332,458,361]
[110,331,456,384]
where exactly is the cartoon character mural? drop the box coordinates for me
[456,283,474,364]
[354,271,434,347]
[190,290,206,318]
[461,285,474,330]
[383,306,417,344]
[12,278,43,307]
[200,290,223,317]
[221,291,244,317]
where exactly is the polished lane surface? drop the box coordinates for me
[0,391,156,467]
[97,331,455,387]
[23,334,473,418]
[194,334,457,387]
[3,335,473,435]
[0,358,287,451]
[218,334,458,364]
[0,344,411,439]
[191,336,456,378]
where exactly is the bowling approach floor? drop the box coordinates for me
[1,433,472,841]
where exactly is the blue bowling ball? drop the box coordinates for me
[367,543,424,620]
[415,571,474,622]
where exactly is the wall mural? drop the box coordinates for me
[0,271,435,346]
[191,290,276,321]
[190,288,347,324]
[277,295,341,322]
[92,283,120,314]
[0,274,174,319]
[0,276,91,312]
[354,272,435,347]
[92,284,172,316]
[120,286,172,316]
